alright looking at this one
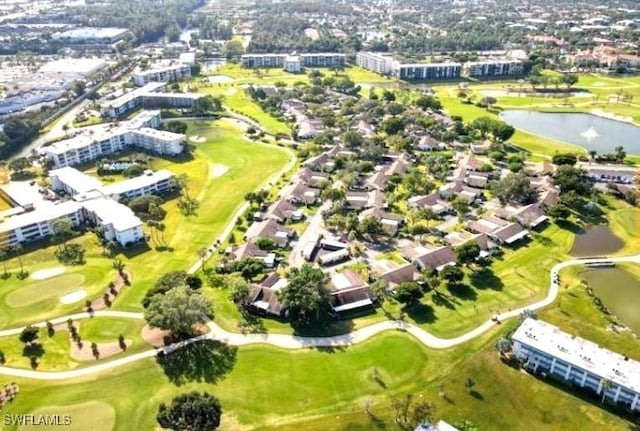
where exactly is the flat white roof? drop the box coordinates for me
[132,127,185,141]
[0,200,82,233]
[50,167,104,194]
[39,58,108,76]
[81,198,141,232]
[101,169,173,196]
[513,318,640,394]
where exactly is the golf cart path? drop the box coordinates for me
[1,254,638,380]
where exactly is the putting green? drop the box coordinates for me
[17,401,115,431]
[5,274,86,308]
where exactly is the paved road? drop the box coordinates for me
[288,201,332,268]
[2,255,638,380]
[16,100,90,158]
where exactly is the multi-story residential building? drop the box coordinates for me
[355,52,395,75]
[81,198,144,246]
[1,165,176,248]
[512,318,640,412]
[132,61,192,86]
[463,60,523,78]
[0,201,83,249]
[395,62,462,80]
[241,53,346,69]
[102,82,203,118]
[41,111,185,168]
[101,169,175,200]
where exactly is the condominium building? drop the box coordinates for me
[512,318,640,412]
[102,82,203,118]
[395,62,462,80]
[463,60,523,78]
[132,61,192,86]
[241,53,346,69]
[0,166,177,248]
[355,52,395,75]
[41,111,184,168]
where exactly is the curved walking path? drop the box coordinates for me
[2,255,639,380]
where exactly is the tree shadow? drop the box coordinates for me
[531,232,555,247]
[291,317,355,337]
[555,219,584,234]
[447,283,478,301]
[402,302,437,324]
[469,390,484,400]
[238,311,267,334]
[469,267,504,291]
[369,414,388,429]
[431,291,456,309]
[156,340,237,386]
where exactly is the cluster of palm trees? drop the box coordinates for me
[0,243,27,280]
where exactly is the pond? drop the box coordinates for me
[569,225,624,257]
[202,58,226,72]
[581,266,640,335]
[499,110,640,154]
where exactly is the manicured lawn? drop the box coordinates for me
[18,402,115,431]
[2,324,634,431]
[0,119,291,327]
[4,274,86,308]
[112,119,292,310]
[0,239,115,329]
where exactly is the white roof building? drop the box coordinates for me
[513,318,640,411]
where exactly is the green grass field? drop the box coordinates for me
[0,119,291,328]
[17,402,115,431]
[4,274,86,308]
[1,322,634,431]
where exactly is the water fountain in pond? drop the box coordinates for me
[580,126,599,140]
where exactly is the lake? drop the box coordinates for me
[581,266,640,335]
[499,110,640,154]
[570,225,624,257]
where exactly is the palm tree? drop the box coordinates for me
[197,247,207,271]
[156,223,166,246]
[51,218,75,251]
[0,248,9,278]
[600,378,613,404]
[11,244,24,276]
[147,220,158,245]
[495,338,512,357]
[176,174,191,200]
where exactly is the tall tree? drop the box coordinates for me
[144,286,213,337]
[455,241,481,267]
[277,264,331,322]
[157,391,222,431]
[51,218,76,250]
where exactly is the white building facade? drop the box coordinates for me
[512,318,640,412]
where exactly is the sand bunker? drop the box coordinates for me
[210,164,229,177]
[60,289,87,305]
[70,339,132,361]
[189,135,206,143]
[31,267,66,280]
[206,75,234,84]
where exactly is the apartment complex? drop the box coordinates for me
[512,318,640,412]
[101,82,203,118]
[355,52,395,75]
[356,51,521,80]
[41,110,185,168]
[241,53,346,69]
[132,61,192,86]
[463,60,523,78]
[396,62,462,80]
[0,167,175,249]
